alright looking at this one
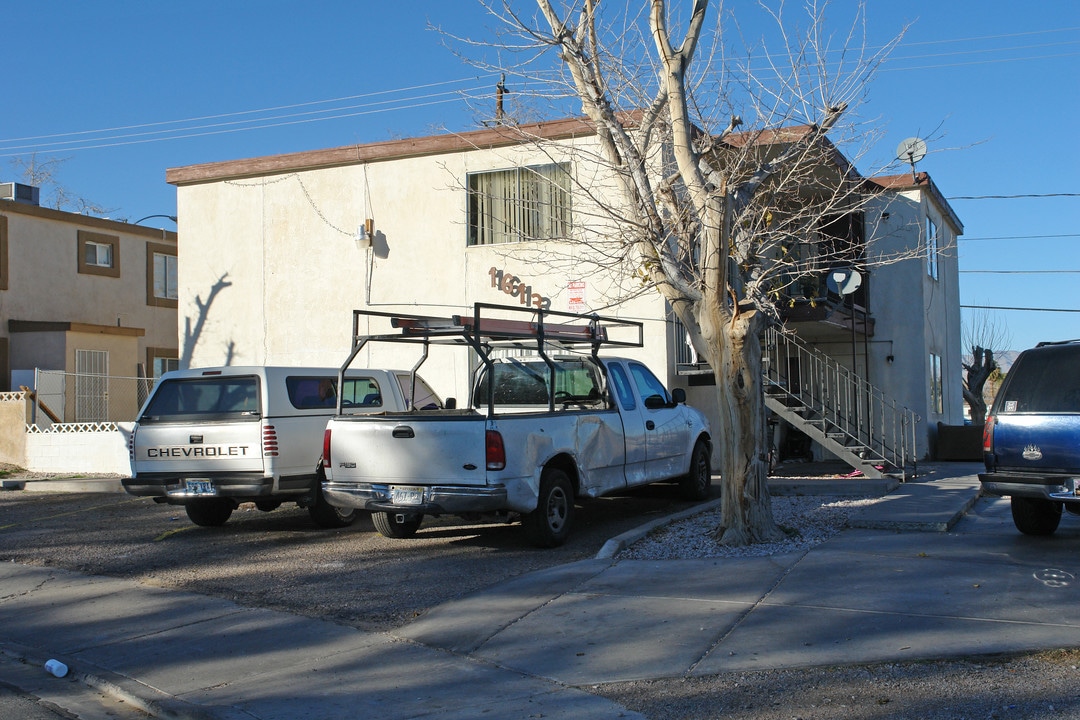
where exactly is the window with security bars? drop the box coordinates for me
[467,163,571,245]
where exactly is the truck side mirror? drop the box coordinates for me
[444,397,457,409]
[672,388,686,405]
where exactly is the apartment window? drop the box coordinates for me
[467,163,571,245]
[929,352,943,415]
[146,243,178,307]
[154,356,179,379]
[925,216,939,280]
[146,346,179,380]
[78,230,121,278]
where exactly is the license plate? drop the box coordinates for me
[185,479,215,495]
[391,487,424,505]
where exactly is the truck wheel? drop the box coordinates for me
[185,498,234,527]
[1011,496,1062,536]
[309,491,357,529]
[373,511,423,538]
[679,439,712,501]
[523,468,574,548]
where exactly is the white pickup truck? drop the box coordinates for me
[322,304,712,547]
[123,365,443,528]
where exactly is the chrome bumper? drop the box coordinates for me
[322,481,509,514]
[979,473,1080,504]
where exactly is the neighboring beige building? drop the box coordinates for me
[0,183,179,422]
[165,120,964,469]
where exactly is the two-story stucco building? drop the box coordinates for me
[165,119,964,469]
[0,182,179,422]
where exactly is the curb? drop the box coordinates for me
[0,643,247,720]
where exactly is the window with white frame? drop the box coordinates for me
[926,216,939,280]
[467,163,571,245]
[78,230,120,278]
[85,241,112,267]
[929,352,943,414]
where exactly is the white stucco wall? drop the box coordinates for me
[175,136,673,403]
[866,185,965,457]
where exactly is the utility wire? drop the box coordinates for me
[961,304,1080,313]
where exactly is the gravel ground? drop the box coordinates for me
[596,492,1080,719]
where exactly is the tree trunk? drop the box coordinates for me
[699,305,783,545]
[963,346,994,426]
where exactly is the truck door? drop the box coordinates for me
[626,361,691,481]
[606,362,647,485]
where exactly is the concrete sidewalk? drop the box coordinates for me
[5,464,1080,719]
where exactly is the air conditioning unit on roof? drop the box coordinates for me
[0,182,41,206]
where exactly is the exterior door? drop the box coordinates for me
[75,349,109,422]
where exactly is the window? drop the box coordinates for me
[154,253,177,299]
[929,352,943,415]
[925,216,939,280]
[153,357,179,380]
[146,242,178,307]
[394,372,442,410]
[142,376,260,421]
[629,362,671,407]
[467,163,571,245]
[77,230,120,278]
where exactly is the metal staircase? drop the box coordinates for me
[763,327,919,479]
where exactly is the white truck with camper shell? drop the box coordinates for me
[321,303,713,547]
[123,365,443,527]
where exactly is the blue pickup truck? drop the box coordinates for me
[979,340,1080,535]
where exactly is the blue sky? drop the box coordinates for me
[3,1,1077,353]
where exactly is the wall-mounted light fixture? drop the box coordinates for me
[356,218,374,248]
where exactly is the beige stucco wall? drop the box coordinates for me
[0,204,178,379]
[176,137,673,402]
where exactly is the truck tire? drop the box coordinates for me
[185,498,234,527]
[373,511,423,538]
[309,491,357,529]
[1011,496,1062,536]
[679,439,711,501]
[307,470,358,528]
[523,468,574,548]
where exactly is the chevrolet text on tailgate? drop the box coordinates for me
[123,365,443,528]
[980,340,1080,535]
[322,303,713,547]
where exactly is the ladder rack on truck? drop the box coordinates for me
[338,303,644,416]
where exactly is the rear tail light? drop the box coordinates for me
[262,424,279,457]
[982,415,995,453]
[322,429,332,468]
[128,430,136,461]
[486,430,506,471]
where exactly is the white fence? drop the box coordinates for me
[0,369,149,474]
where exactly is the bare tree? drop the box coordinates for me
[962,308,1011,425]
[9,154,113,215]
[462,0,909,545]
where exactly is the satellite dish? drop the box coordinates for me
[826,268,862,296]
[896,137,927,164]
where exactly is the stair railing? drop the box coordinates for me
[763,326,919,475]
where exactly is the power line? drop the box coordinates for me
[961,270,1080,274]
[959,233,1080,241]
[948,193,1080,200]
[961,304,1080,313]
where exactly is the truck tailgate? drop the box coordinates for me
[327,415,488,485]
[133,421,264,475]
[993,414,1080,471]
